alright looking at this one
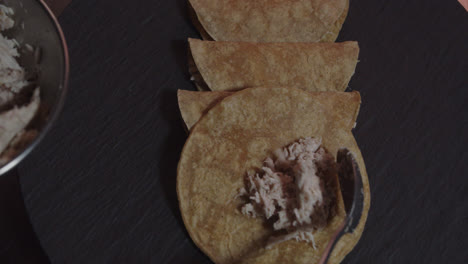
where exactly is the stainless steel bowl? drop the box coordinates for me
[0,0,69,175]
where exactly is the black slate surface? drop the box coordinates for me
[14,0,468,263]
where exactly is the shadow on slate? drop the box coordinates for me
[158,34,212,264]
[157,87,187,229]
[171,39,192,83]
[175,0,197,27]
[158,0,197,230]
[0,170,50,264]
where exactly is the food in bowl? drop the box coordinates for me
[0,4,40,165]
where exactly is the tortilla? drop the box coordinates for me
[189,38,359,92]
[177,87,370,264]
[321,0,349,42]
[188,0,349,42]
[177,90,232,130]
[188,1,213,41]
[177,90,233,130]
[187,47,210,91]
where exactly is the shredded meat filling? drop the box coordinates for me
[0,4,40,164]
[240,137,338,247]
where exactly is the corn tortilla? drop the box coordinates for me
[321,0,349,42]
[188,0,349,42]
[189,38,359,92]
[187,47,210,91]
[177,90,232,130]
[177,87,370,264]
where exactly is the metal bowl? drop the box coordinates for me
[0,0,69,175]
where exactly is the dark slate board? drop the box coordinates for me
[15,0,468,263]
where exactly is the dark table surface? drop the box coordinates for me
[2,0,467,263]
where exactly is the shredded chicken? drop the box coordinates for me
[0,5,28,107]
[0,4,40,162]
[240,138,334,246]
[0,88,39,155]
[0,5,14,31]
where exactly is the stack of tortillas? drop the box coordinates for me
[177,1,370,263]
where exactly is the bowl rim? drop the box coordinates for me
[0,0,70,176]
